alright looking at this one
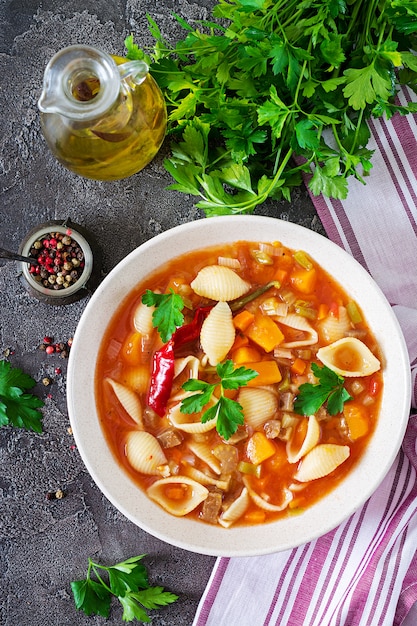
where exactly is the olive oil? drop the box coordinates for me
[40,74,167,181]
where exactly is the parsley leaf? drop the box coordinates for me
[293,363,352,416]
[142,289,185,343]
[180,360,258,439]
[71,555,178,623]
[0,360,44,432]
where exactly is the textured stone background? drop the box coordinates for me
[0,2,323,625]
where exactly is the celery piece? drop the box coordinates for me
[346,300,363,324]
[237,461,262,478]
[294,250,314,270]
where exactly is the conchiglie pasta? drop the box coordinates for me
[318,305,352,344]
[294,444,350,482]
[238,387,278,429]
[125,431,168,475]
[286,415,321,464]
[191,265,250,301]
[147,476,209,516]
[219,487,250,528]
[317,337,380,377]
[200,301,235,366]
[106,378,143,427]
[187,440,221,474]
[132,299,155,336]
[243,477,293,512]
[168,402,217,434]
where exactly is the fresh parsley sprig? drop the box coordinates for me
[180,360,258,439]
[0,360,44,432]
[293,363,352,416]
[142,289,185,343]
[126,1,417,214]
[71,555,178,623]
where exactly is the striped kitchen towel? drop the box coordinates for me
[193,87,417,626]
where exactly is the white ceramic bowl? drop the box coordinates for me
[67,216,410,557]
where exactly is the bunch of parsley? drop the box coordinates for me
[126,0,417,215]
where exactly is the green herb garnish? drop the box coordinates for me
[142,289,185,342]
[71,555,178,622]
[0,360,44,432]
[125,1,417,215]
[293,363,352,416]
[180,360,258,439]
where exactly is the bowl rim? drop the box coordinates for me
[67,215,411,557]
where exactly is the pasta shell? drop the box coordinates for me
[147,476,209,516]
[238,387,278,429]
[219,487,250,528]
[200,301,235,365]
[318,305,352,344]
[184,465,230,491]
[125,431,168,475]
[191,265,251,301]
[276,314,318,348]
[243,477,293,512]
[317,337,381,377]
[294,444,350,482]
[106,378,143,427]
[132,299,155,336]
[168,402,217,434]
[187,440,221,474]
[286,415,321,464]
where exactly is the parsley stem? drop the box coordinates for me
[89,560,114,596]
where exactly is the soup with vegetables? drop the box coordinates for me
[95,241,383,527]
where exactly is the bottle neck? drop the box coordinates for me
[38,45,120,121]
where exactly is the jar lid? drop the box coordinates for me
[19,220,102,305]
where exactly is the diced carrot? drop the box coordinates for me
[165,276,187,293]
[318,303,329,320]
[232,346,262,364]
[231,333,249,352]
[274,268,288,284]
[246,432,276,464]
[343,402,369,440]
[291,357,307,375]
[290,267,317,294]
[122,331,144,364]
[233,309,255,332]
[241,360,282,386]
[246,311,284,352]
[244,510,266,524]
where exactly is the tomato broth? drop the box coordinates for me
[95,241,383,527]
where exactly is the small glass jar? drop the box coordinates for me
[19,220,101,305]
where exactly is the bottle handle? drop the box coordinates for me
[118,60,149,85]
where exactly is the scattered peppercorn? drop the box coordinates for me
[42,377,52,386]
[38,337,73,358]
[46,488,65,501]
[28,230,85,290]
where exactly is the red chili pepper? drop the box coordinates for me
[147,340,175,417]
[147,306,213,416]
[170,305,212,345]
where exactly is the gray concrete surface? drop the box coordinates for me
[0,1,325,625]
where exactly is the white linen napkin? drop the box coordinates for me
[193,86,417,626]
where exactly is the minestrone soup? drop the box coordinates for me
[95,241,383,527]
